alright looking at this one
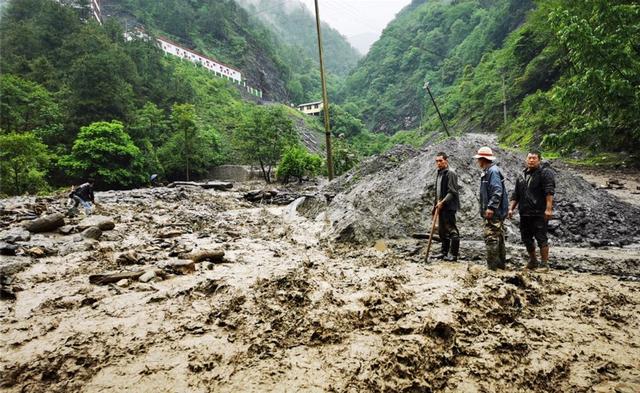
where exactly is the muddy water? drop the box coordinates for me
[1,186,639,392]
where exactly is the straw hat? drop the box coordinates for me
[473,146,497,161]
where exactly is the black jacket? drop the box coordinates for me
[511,165,555,216]
[72,183,94,202]
[434,168,460,212]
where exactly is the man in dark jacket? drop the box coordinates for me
[508,150,555,269]
[432,152,460,261]
[474,147,509,270]
[69,179,95,216]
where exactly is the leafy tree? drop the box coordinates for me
[0,132,50,195]
[0,74,64,144]
[233,105,299,183]
[332,138,360,176]
[276,145,323,183]
[158,103,224,181]
[64,121,142,188]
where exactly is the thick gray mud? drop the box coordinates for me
[1,182,639,392]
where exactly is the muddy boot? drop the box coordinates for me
[433,239,450,260]
[445,238,459,261]
[540,245,550,270]
[486,241,499,271]
[497,236,506,269]
[525,248,538,270]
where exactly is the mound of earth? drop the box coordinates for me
[307,134,640,247]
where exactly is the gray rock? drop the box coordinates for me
[547,220,562,230]
[77,215,115,231]
[1,228,31,243]
[0,242,18,256]
[59,225,75,235]
[23,213,65,233]
[138,270,156,283]
[0,257,33,275]
[81,226,102,240]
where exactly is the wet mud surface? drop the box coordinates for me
[1,182,639,392]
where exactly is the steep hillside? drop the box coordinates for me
[237,0,361,77]
[101,0,294,101]
[340,0,533,134]
[340,0,640,159]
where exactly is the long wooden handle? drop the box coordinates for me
[425,208,439,261]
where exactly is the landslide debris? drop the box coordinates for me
[310,134,640,247]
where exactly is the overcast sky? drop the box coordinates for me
[299,0,412,53]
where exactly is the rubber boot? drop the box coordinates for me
[445,238,459,261]
[525,247,538,269]
[540,245,550,270]
[497,236,506,269]
[433,239,450,260]
[486,241,500,271]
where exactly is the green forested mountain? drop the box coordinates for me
[340,0,534,134]
[236,0,361,77]
[340,0,640,157]
[0,0,326,195]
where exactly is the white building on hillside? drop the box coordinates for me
[157,36,242,83]
[297,101,323,116]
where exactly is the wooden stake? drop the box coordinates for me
[425,208,440,262]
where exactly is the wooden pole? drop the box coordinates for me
[425,208,440,262]
[424,81,450,137]
[314,0,334,180]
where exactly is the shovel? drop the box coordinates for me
[425,207,440,262]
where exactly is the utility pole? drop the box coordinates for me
[501,74,507,124]
[423,81,450,137]
[314,0,334,180]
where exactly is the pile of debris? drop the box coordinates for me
[301,134,640,247]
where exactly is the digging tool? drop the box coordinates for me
[425,207,440,262]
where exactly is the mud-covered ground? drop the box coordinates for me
[1,183,639,392]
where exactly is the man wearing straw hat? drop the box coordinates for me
[474,147,509,270]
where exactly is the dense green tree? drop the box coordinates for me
[0,132,50,195]
[64,121,142,188]
[0,74,64,144]
[276,145,323,183]
[158,103,224,181]
[233,105,299,183]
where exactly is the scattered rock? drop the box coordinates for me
[116,279,130,287]
[116,250,143,265]
[0,242,18,256]
[25,246,48,258]
[1,228,31,243]
[23,213,65,233]
[138,270,157,283]
[58,225,75,235]
[160,260,196,275]
[77,215,115,231]
[190,249,225,263]
[81,226,102,240]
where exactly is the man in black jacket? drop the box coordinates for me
[508,150,555,269]
[432,152,460,261]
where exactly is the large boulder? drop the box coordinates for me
[23,213,65,233]
[77,215,115,231]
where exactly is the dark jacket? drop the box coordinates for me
[511,164,555,216]
[72,183,94,202]
[434,168,460,212]
[479,163,509,219]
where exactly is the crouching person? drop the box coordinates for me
[68,179,95,216]
[432,152,460,261]
[508,150,555,269]
[474,147,509,270]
